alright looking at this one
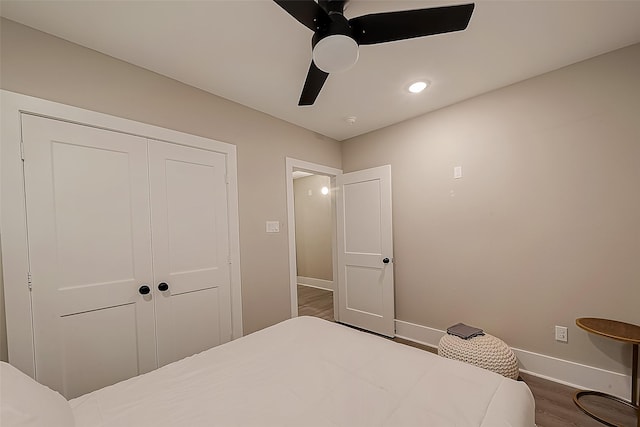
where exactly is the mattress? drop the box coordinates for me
[70,316,535,426]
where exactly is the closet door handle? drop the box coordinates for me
[158,282,169,292]
[382,258,390,264]
[139,285,151,295]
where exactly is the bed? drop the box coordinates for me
[1,316,536,426]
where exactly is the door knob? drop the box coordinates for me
[139,285,151,295]
[383,258,390,264]
[158,282,169,292]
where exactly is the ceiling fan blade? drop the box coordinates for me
[273,0,330,32]
[349,3,475,45]
[298,61,329,106]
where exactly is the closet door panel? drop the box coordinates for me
[60,304,139,399]
[149,141,232,367]
[22,115,156,399]
[170,288,222,358]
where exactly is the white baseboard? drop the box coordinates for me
[394,319,442,350]
[394,319,631,401]
[297,276,334,292]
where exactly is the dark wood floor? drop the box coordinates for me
[297,284,637,427]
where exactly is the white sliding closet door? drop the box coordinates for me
[22,115,157,399]
[149,141,232,367]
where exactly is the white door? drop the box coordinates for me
[149,141,232,367]
[336,165,394,337]
[22,115,157,399]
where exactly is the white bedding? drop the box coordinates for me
[70,316,535,427]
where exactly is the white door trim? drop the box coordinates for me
[1,90,243,377]
[285,158,342,318]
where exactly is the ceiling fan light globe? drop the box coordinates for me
[313,34,359,73]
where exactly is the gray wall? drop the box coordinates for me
[0,236,6,362]
[0,18,342,356]
[342,43,640,373]
[293,175,333,281]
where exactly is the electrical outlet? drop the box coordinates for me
[555,326,568,342]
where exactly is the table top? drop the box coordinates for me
[576,318,640,345]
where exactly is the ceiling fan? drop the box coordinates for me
[274,0,475,106]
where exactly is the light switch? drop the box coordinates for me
[454,166,463,179]
[266,221,280,233]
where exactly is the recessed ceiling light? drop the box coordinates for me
[408,81,429,93]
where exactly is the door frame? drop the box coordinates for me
[285,158,342,319]
[1,90,243,378]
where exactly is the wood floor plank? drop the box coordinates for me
[297,285,638,427]
[297,284,334,321]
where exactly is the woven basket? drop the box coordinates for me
[438,333,519,380]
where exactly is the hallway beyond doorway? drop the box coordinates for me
[297,284,333,321]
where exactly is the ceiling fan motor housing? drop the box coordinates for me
[312,12,359,73]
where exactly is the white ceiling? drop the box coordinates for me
[2,0,640,141]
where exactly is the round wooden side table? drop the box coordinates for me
[574,317,640,427]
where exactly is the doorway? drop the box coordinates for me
[285,158,341,321]
[293,172,334,321]
[286,159,395,336]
